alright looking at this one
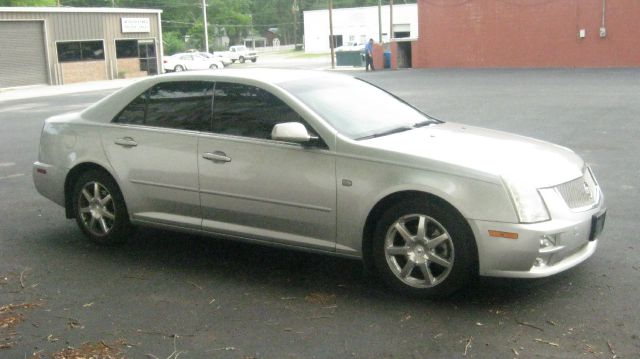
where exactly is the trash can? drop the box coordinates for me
[383,51,391,69]
[336,50,365,67]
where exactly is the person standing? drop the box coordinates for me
[365,38,375,71]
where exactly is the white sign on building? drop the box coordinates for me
[121,17,150,33]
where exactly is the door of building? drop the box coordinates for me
[0,21,48,87]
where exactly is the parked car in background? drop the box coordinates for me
[335,41,365,52]
[199,51,233,67]
[33,69,605,297]
[228,45,258,63]
[162,53,224,72]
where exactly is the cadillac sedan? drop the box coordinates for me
[33,69,606,297]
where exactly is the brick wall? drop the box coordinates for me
[372,43,398,70]
[413,0,640,68]
[61,61,107,84]
[116,58,148,79]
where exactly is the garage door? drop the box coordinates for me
[0,21,48,88]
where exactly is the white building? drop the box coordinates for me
[303,4,418,53]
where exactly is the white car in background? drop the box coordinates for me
[198,51,233,67]
[336,41,365,52]
[162,53,224,73]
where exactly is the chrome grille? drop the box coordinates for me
[555,169,599,210]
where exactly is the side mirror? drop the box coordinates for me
[271,122,317,144]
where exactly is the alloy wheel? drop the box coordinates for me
[77,181,116,237]
[384,214,454,288]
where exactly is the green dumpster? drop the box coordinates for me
[336,50,365,67]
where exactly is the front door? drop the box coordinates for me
[198,82,337,251]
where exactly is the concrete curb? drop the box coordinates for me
[0,78,139,103]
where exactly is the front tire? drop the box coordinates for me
[239,56,245,64]
[251,58,257,63]
[372,200,476,297]
[209,64,219,69]
[72,170,132,245]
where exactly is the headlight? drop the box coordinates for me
[503,179,550,223]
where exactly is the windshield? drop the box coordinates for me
[280,77,440,139]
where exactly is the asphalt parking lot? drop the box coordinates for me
[1,68,639,358]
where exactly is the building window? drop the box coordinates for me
[329,35,343,48]
[115,39,158,75]
[57,41,105,62]
[392,24,411,39]
[115,39,138,58]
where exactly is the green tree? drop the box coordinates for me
[162,31,187,54]
[0,0,56,5]
[208,0,252,46]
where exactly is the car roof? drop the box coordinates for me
[151,68,342,86]
[171,52,199,57]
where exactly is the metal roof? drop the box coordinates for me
[0,7,162,14]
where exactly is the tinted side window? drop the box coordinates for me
[114,81,214,131]
[146,82,213,131]
[113,93,146,125]
[212,82,306,140]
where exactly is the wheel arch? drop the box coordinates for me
[64,162,120,219]
[361,190,479,275]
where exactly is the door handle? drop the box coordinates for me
[114,137,138,147]
[202,151,231,163]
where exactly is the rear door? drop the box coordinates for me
[101,81,213,229]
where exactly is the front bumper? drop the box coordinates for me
[470,188,605,278]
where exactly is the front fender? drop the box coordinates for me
[334,156,517,257]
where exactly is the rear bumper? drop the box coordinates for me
[33,161,66,208]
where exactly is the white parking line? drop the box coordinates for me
[0,173,24,180]
[0,162,16,167]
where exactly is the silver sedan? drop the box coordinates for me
[33,69,606,297]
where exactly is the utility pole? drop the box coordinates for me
[378,0,382,43]
[202,0,209,52]
[292,0,299,47]
[389,0,394,42]
[329,0,335,69]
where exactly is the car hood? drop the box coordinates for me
[362,122,584,188]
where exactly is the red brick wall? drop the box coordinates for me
[413,0,640,68]
[373,43,384,70]
[372,43,399,70]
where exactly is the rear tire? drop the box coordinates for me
[209,64,219,69]
[174,65,184,72]
[72,170,132,246]
[239,56,245,64]
[251,58,257,63]
[372,199,476,297]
